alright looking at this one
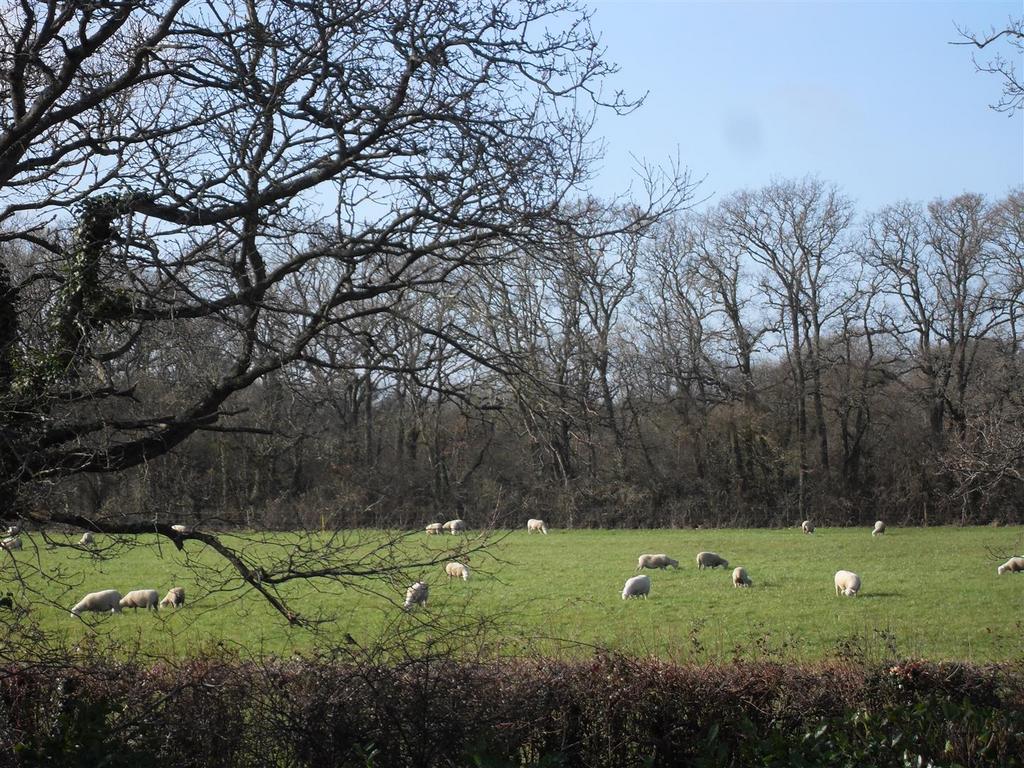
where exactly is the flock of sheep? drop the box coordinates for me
[425,519,466,535]
[617,519,875,601]
[70,587,186,616]
[406,518,543,608]
[4,518,1023,618]
[620,550,747,600]
[408,517,886,607]
[404,519,477,609]
[406,516,1024,609]
[0,525,187,618]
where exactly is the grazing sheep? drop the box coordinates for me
[119,589,160,611]
[834,570,861,597]
[621,574,651,600]
[1,536,22,551]
[425,522,444,535]
[79,531,94,546]
[170,524,193,534]
[696,551,729,570]
[997,557,1024,575]
[732,566,752,588]
[442,519,466,534]
[70,589,123,617]
[801,520,815,534]
[159,587,186,608]
[527,518,548,534]
[445,562,470,581]
[636,554,679,571]
[872,520,886,536]
[403,581,429,610]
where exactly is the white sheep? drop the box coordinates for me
[872,520,886,536]
[119,589,159,611]
[696,551,729,570]
[1,536,22,551]
[70,589,123,617]
[732,566,752,587]
[834,570,861,597]
[445,562,470,581]
[997,557,1024,575]
[621,574,651,599]
[636,554,679,571]
[159,587,186,608]
[79,531,94,546]
[403,581,429,610]
[442,519,466,534]
[425,522,444,535]
[801,520,815,534]
[526,518,548,534]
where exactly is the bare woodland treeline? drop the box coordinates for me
[1,1,1021,538]
[42,183,1024,529]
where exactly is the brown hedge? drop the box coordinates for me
[1,656,1022,767]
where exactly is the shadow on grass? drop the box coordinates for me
[855,592,902,599]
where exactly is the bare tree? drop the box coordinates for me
[571,220,641,477]
[635,216,726,489]
[687,212,774,498]
[955,17,1024,112]
[474,246,586,487]
[715,179,855,518]
[866,195,1011,442]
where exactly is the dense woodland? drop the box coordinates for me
[26,183,1024,530]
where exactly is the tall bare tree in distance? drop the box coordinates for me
[714,179,855,520]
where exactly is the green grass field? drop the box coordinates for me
[3,526,1022,662]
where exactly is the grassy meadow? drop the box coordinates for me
[2,526,1022,663]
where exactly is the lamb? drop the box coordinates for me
[425,522,444,535]
[1,536,22,551]
[445,562,470,581]
[119,589,160,611]
[442,519,466,534]
[621,574,651,599]
[159,587,186,608]
[403,581,429,610]
[872,520,886,536]
[79,531,94,546]
[732,566,752,587]
[997,557,1024,575]
[801,520,815,534]
[834,570,861,597]
[636,554,679,571]
[696,551,729,570]
[70,589,123,617]
[526,518,548,534]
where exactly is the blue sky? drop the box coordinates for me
[587,1,1023,211]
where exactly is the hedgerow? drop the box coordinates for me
[2,654,1022,767]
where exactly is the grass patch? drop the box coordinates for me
[2,526,1022,662]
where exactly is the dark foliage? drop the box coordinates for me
[2,656,1022,767]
